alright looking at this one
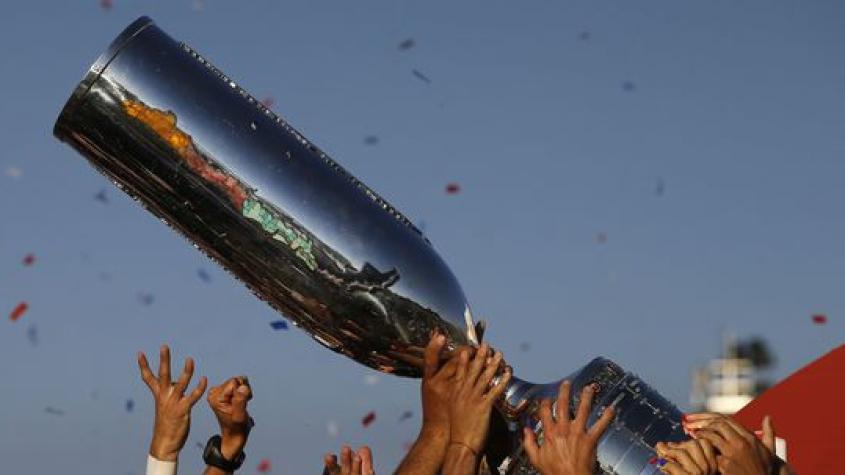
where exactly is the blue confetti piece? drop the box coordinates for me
[94,189,109,204]
[137,292,155,306]
[197,268,212,282]
[270,320,288,330]
[125,398,135,412]
[398,410,413,422]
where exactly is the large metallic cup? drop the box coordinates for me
[54,17,476,376]
[54,18,686,474]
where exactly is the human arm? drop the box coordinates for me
[393,332,457,475]
[683,413,792,475]
[138,345,208,472]
[203,377,254,475]
[522,381,615,475]
[441,344,511,475]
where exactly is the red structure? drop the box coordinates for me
[734,344,845,474]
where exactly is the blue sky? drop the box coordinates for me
[1,1,844,473]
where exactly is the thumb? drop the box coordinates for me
[762,415,776,453]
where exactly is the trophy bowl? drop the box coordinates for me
[54,17,686,474]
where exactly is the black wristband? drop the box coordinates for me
[203,434,245,472]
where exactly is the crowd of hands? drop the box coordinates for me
[140,332,794,475]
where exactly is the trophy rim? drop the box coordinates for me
[53,15,155,140]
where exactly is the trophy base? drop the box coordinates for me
[493,358,687,475]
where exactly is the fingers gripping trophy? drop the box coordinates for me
[54,17,686,475]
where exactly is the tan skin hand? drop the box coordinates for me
[138,345,208,462]
[654,439,717,475]
[206,376,253,461]
[684,413,773,475]
[394,332,464,475]
[448,344,511,454]
[323,445,375,475]
[522,381,615,475]
[442,344,512,475]
[420,333,457,436]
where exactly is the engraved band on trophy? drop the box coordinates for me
[54,17,686,474]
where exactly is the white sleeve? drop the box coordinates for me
[146,454,178,475]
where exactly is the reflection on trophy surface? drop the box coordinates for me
[54,17,685,474]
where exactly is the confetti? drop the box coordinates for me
[197,268,212,282]
[398,38,416,51]
[270,320,288,330]
[137,293,155,306]
[364,374,379,385]
[9,302,28,322]
[622,81,636,92]
[518,341,531,352]
[22,253,35,266]
[261,96,275,109]
[398,410,413,422]
[656,177,665,196]
[578,31,591,41]
[5,166,22,179]
[26,324,38,346]
[94,189,109,204]
[257,459,272,473]
[812,314,827,325]
[412,69,432,84]
[327,420,340,438]
[363,135,379,146]
[362,411,376,427]
[99,0,113,11]
[45,406,65,416]
[445,183,460,194]
[596,232,608,244]
[125,398,135,412]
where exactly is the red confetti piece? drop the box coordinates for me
[812,314,827,325]
[445,183,460,194]
[362,411,376,427]
[261,97,275,109]
[257,459,271,473]
[10,302,28,322]
[22,253,35,266]
[99,0,113,10]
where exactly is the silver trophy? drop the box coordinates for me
[54,17,685,474]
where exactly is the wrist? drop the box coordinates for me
[449,441,479,457]
[219,433,247,460]
[149,439,180,462]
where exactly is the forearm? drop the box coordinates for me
[393,427,449,475]
[441,444,479,475]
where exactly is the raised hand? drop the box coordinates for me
[683,413,774,475]
[207,376,254,461]
[138,344,208,461]
[522,381,615,475]
[323,445,374,475]
[442,344,512,474]
[395,331,465,475]
[654,439,717,474]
